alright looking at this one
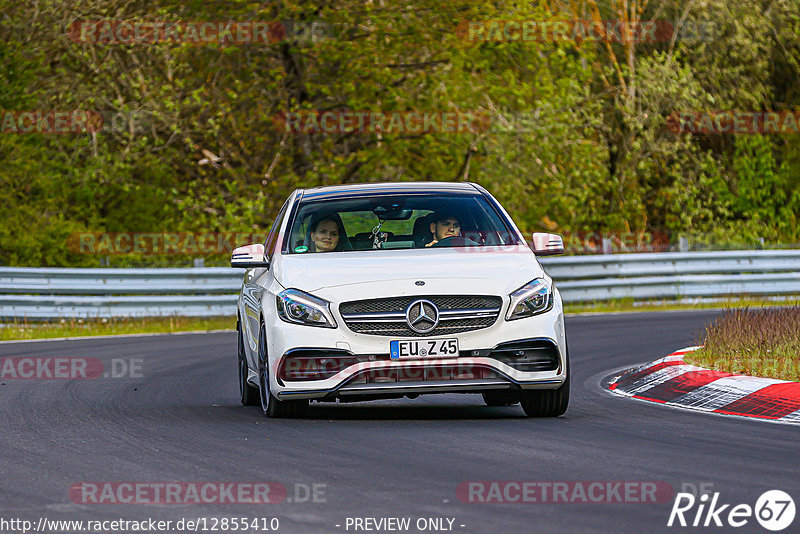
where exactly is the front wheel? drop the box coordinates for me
[520,347,569,417]
[238,321,259,406]
[257,323,308,418]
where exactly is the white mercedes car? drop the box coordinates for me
[232,182,568,418]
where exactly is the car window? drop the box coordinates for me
[264,198,291,261]
[284,194,519,253]
[338,210,426,236]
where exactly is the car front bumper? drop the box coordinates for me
[263,292,568,401]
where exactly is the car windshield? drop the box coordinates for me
[284,194,520,253]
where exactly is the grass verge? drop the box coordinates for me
[0,316,235,341]
[684,306,800,381]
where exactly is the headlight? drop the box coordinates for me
[276,289,337,328]
[506,279,553,321]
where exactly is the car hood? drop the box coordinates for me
[273,246,545,300]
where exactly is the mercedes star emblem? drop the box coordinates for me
[405,299,439,334]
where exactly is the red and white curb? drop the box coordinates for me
[608,346,800,425]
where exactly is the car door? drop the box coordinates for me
[241,195,293,359]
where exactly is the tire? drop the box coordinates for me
[520,346,570,417]
[238,320,260,406]
[257,323,308,418]
[482,391,520,406]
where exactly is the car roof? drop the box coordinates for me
[298,181,482,201]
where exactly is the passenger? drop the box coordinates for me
[424,212,461,247]
[308,213,346,252]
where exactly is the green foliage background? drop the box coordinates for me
[1,0,798,266]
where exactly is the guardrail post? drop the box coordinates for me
[679,237,689,252]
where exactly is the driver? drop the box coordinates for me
[424,212,461,247]
[308,213,346,252]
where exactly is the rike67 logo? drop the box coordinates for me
[668,490,795,531]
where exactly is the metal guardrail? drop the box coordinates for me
[0,267,240,295]
[0,267,240,319]
[0,294,236,319]
[1,250,799,319]
[542,251,800,302]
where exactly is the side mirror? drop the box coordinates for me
[231,243,269,268]
[531,233,564,256]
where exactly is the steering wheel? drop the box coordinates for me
[431,236,481,248]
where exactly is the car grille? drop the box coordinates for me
[339,295,503,337]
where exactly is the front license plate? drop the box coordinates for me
[390,338,459,360]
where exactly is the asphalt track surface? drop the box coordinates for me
[1,310,798,534]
